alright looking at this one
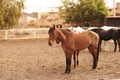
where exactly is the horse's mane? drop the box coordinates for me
[56,28,73,41]
[59,28,73,35]
[48,27,54,33]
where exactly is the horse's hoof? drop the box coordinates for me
[64,71,70,74]
[77,61,79,65]
[92,67,96,69]
[92,65,97,69]
[74,66,76,69]
[114,50,116,52]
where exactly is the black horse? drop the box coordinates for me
[90,28,120,52]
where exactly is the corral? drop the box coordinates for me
[0,28,120,80]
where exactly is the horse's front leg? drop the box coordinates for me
[65,58,71,74]
[65,53,72,74]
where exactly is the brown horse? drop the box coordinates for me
[48,26,100,74]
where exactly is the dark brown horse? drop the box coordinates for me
[90,28,120,52]
[48,26,100,74]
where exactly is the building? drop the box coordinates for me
[104,16,120,26]
[17,12,38,28]
[116,2,120,15]
[109,2,120,16]
[104,2,120,26]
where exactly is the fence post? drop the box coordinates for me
[5,30,8,40]
[33,29,36,38]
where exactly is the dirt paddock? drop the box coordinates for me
[0,39,120,80]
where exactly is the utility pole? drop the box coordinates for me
[38,0,41,19]
[113,0,116,16]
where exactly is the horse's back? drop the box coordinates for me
[73,31,99,50]
[73,32,91,50]
[88,31,99,40]
[90,27,119,40]
[74,31,99,42]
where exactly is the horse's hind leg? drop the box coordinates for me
[88,46,99,69]
[113,40,117,52]
[73,50,79,69]
[76,51,79,66]
[117,39,120,52]
[73,51,76,69]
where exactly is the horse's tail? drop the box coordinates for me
[118,29,120,38]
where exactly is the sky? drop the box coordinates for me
[105,0,120,8]
[24,0,62,13]
[24,0,120,13]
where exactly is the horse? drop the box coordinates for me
[90,27,120,52]
[68,26,85,34]
[48,26,100,74]
[55,26,85,69]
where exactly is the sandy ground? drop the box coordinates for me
[0,39,120,80]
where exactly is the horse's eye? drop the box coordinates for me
[49,32,54,37]
[52,32,54,35]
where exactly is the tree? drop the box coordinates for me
[59,0,109,27]
[0,0,24,29]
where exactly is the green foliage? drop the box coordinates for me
[0,0,24,29]
[59,0,109,27]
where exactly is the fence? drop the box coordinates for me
[1,26,119,40]
[0,28,49,40]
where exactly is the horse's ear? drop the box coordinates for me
[59,25,62,28]
[53,24,57,29]
[53,24,55,29]
[56,25,58,28]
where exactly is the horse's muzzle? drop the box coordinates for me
[48,41,52,46]
[56,40,59,44]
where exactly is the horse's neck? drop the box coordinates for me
[57,29,66,43]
